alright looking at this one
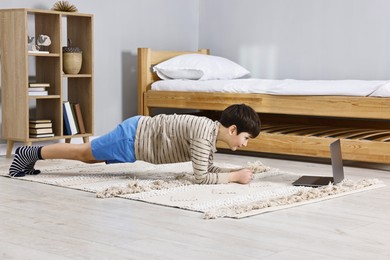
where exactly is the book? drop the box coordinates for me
[28,87,47,92]
[29,119,51,124]
[71,103,80,133]
[29,128,53,134]
[28,90,48,96]
[73,103,86,134]
[29,122,52,128]
[29,133,55,138]
[63,105,71,135]
[29,83,50,88]
[63,101,78,135]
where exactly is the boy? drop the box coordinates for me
[9,104,261,184]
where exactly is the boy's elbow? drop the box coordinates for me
[194,176,214,185]
[194,178,207,185]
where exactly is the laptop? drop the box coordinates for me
[292,139,344,187]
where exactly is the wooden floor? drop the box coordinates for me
[1,152,390,259]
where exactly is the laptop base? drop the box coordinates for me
[292,176,334,187]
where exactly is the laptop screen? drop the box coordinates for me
[330,139,344,184]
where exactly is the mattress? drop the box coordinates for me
[151,78,390,97]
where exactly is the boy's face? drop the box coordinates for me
[228,128,251,151]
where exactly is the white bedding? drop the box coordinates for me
[151,78,390,97]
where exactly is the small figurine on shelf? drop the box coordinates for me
[27,35,51,53]
[37,34,51,52]
[27,36,39,52]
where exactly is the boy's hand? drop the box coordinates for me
[228,168,254,184]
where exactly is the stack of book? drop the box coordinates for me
[28,83,50,96]
[63,101,86,135]
[29,119,54,138]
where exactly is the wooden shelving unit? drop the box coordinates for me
[0,9,94,157]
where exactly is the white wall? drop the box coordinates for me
[0,0,199,139]
[199,0,390,80]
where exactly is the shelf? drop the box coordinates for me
[28,133,92,141]
[62,133,93,138]
[28,95,61,99]
[28,136,66,141]
[28,52,60,57]
[63,74,93,78]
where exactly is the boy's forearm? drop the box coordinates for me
[228,171,239,182]
[216,167,243,173]
[202,167,244,184]
[228,169,253,184]
[209,167,241,184]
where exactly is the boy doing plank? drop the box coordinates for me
[9,104,261,184]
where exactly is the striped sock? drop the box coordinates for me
[8,146,43,177]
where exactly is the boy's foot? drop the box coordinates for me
[8,146,43,177]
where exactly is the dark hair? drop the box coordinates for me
[219,104,261,138]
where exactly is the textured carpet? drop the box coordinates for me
[0,159,385,219]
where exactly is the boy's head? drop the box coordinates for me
[219,104,261,138]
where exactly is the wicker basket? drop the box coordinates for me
[63,52,82,74]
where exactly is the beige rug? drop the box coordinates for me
[0,159,385,219]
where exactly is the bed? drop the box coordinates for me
[137,48,390,164]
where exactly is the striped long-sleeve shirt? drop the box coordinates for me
[134,114,230,184]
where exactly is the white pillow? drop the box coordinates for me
[153,53,250,80]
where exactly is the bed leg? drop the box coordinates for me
[144,105,151,116]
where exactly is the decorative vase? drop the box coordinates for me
[63,40,82,74]
[63,52,82,74]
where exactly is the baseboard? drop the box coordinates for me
[0,136,99,156]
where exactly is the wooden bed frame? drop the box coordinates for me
[138,48,390,164]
